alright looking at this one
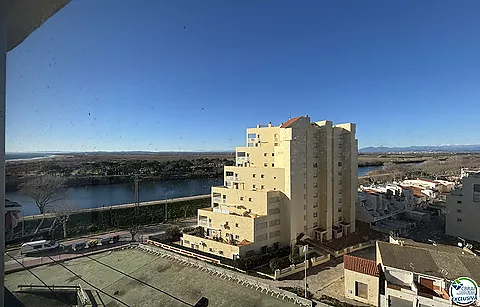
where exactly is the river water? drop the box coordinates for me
[7,166,381,216]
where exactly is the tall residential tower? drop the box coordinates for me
[182,116,358,259]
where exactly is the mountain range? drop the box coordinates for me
[359,145,480,153]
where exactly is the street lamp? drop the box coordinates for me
[303,244,309,298]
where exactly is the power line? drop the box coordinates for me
[44,255,131,307]
[82,253,194,306]
[5,253,74,307]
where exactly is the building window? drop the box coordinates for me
[236,223,239,227]
[338,216,342,221]
[253,184,256,189]
[248,143,254,147]
[273,176,276,179]
[273,187,276,190]
[474,184,480,193]
[355,281,368,299]
[255,234,268,242]
[219,251,224,255]
[272,163,275,167]
[264,163,268,167]
[313,222,318,227]
[338,171,342,176]
[253,174,256,178]
[235,235,239,239]
[338,189,342,194]
[261,185,265,190]
[249,198,252,202]
[313,153,318,158]
[457,200,462,204]
[261,174,265,178]
[313,194,318,198]
[268,208,280,215]
[457,209,462,213]
[474,194,480,203]
[209,248,214,252]
[269,219,280,227]
[269,230,281,238]
[248,133,256,138]
[338,180,342,185]
[274,143,279,146]
[338,162,342,166]
[313,163,318,168]
[313,202,318,208]
[272,153,275,157]
[457,218,462,222]
[338,208,342,212]
[313,212,318,218]
[240,197,244,201]
[338,143,343,149]
[222,195,226,199]
[338,198,342,203]
[264,153,267,157]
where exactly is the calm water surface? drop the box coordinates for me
[7,166,381,215]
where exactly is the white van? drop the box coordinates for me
[20,240,60,255]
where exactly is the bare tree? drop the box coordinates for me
[19,175,68,234]
[49,201,77,239]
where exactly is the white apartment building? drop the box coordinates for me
[182,116,358,259]
[446,170,480,243]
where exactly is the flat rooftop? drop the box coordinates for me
[5,248,295,307]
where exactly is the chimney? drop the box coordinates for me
[268,122,272,127]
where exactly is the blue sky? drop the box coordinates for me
[6,1,480,152]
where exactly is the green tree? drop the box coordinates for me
[165,225,181,241]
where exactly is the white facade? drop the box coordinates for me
[446,171,480,243]
[357,185,415,223]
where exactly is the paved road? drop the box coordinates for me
[5,218,197,272]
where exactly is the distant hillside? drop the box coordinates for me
[359,145,480,153]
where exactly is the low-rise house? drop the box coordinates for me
[344,254,380,306]
[345,237,480,307]
[357,185,415,223]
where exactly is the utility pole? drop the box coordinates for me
[164,191,168,222]
[304,244,308,298]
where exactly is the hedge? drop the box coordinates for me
[18,197,211,242]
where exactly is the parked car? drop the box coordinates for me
[20,240,59,255]
[71,241,87,251]
[100,235,120,245]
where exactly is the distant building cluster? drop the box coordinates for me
[357,177,456,236]
[182,116,358,259]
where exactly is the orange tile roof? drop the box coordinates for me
[237,239,252,247]
[280,117,301,128]
[344,255,379,277]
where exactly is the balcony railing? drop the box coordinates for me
[213,196,223,203]
[199,220,212,228]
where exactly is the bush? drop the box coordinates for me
[289,252,303,264]
[165,225,181,240]
[182,226,195,234]
[269,258,285,271]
